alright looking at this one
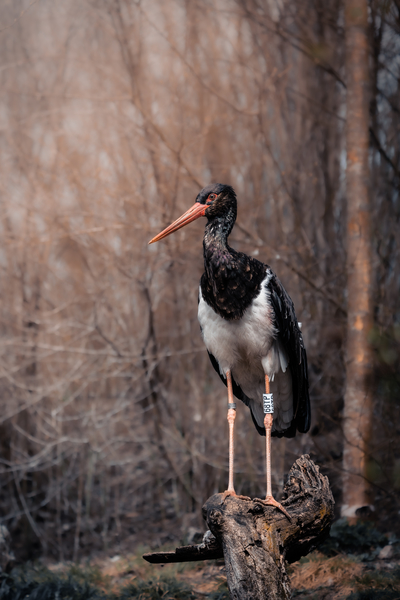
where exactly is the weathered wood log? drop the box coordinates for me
[203,455,334,599]
[144,455,334,600]
[143,530,223,563]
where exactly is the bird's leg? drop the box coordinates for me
[221,370,250,502]
[226,370,236,494]
[255,375,291,520]
[264,374,274,501]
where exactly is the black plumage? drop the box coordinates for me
[195,184,310,438]
[149,183,311,440]
[198,184,266,321]
[149,183,311,510]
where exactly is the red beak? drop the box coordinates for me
[148,202,206,244]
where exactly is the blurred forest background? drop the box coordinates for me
[0,0,399,563]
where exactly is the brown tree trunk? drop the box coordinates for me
[342,0,373,519]
[144,455,335,600]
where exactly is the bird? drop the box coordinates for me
[148,183,310,518]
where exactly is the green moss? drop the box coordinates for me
[345,566,400,599]
[0,564,200,600]
[116,575,196,599]
[355,567,400,589]
[207,579,230,600]
[347,592,400,600]
[320,518,387,556]
[0,564,105,600]
[68,564,110,588]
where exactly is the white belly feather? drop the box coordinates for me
[198,274,293,433]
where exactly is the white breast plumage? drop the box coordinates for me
[198,272,293,433]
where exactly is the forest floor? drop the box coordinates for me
[1,519,400,599]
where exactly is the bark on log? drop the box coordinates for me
[143,530,223,563]
[144,455,334,600]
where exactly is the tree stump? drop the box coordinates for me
[144,455,334,600]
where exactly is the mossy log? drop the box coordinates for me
[144,454,334,600]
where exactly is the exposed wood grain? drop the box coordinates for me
[144,455,334,600]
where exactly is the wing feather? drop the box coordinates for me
[268,272,311,434]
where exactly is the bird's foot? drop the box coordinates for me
[254,495,292,521]
[220,489,251,504]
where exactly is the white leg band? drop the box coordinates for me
[263,393,274,414]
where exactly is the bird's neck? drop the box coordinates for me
[201,218,267,321]
[203,219,234,278]
[204,207,235,245]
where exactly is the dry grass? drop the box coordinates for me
[289,553,364,599]
[289,553,400,600]
[2,551,400,599]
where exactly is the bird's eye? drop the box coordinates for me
[208,193,217,202]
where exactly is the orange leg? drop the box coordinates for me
[255,375,291,520]
[226,370,236,493]
[221,370,250,502]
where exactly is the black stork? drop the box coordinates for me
[149,183,310,518]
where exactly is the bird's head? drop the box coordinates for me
[148,183,236,244]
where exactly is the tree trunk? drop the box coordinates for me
[342,0,373,519]
[144,455,334,600]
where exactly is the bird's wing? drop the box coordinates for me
[268,271,311,434]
